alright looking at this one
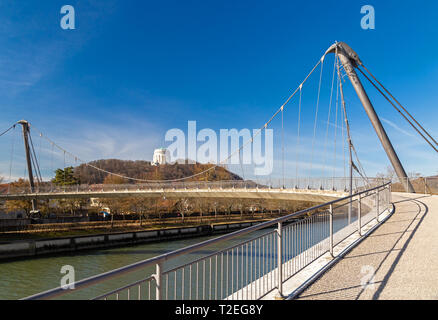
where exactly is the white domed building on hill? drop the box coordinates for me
[152,148,169,166]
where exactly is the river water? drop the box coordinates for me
[0,228,278,300]
[0,210,363,300]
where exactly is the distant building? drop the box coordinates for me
[152,148,169,166]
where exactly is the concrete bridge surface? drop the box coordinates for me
[297,192,438,300]
[0,188,346,203]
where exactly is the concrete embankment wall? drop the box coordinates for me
[0,217,91,232]
[0,219,31,229]
[0,221,264,261]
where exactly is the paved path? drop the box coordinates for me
[297,192,438,300]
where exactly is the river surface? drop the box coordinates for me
[0,228,277,300]
[0,209,367,300]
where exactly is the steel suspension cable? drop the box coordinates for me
[29,147,41,185]
[341,95,347,189]
[50,142,54,186]
[360,64,438,147]
[309,57,325,184]
[281,105,284,188]
[63,151,66,188]
[332,68,340,189]
[29,131,43,184]
[28,55,327,183]
[238,148,245,181]
[295,84,302,188]
[351,143,369,182]
[356,67,438,153]
[337,59,369,185]
[322,55,337,180]
[0,124,16,137]
[8,125,16,185]
[38,132,43,178]
[23,162,27,185]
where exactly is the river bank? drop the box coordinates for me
[0,219,272,261]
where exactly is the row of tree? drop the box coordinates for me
[97,197,316,222]
[1,179,314,220]
[0,159,245,217]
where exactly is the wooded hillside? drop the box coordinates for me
[73,159,242,184]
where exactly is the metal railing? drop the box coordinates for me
[391,176,438,195]
[23,182,391,300]
[5,177,375,195]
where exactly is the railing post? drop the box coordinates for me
[357,194,362,236]
[387,185,391,209]
[424,177,427,195]
[155,261,162,300]
[329,204,334,257]
[389,183,392,204]
[375,189,380,222]
[276,222,283,298]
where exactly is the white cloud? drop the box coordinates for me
[381,117,416,138]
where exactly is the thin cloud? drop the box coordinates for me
[381,117,415,138]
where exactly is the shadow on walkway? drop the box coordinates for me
[297,196,429,300]
[371,198,428,299]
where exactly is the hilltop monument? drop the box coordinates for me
[152,148,169,166]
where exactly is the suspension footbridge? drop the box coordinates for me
[0,42,437,300]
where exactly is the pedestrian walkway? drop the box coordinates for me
[297,192,438,300]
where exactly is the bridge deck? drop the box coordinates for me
[0,188,346,203]
[297,192,438,300]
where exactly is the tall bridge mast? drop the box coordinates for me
[326,42,415,193]
[18,120,38,212]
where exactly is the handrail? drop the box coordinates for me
[92,276,154,300]
[22,182,390,300]
[3,177,377,196]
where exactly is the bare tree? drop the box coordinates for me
[210,200,219,221]
[102,198,127,216]
[376,165,396,182]
[128,197,153,226]
[5,179,32,216]
[193,198,209,223]
[176,198,192,223]
[234,199,250,219]
[408,172,422,179]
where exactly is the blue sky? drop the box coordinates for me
[0,0,437,181]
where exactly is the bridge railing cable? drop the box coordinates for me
[0,177,376,196]
[21,181,391,300]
